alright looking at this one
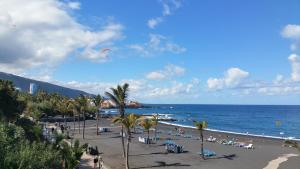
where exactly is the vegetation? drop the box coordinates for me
[93,94,103,135]
[194,121,207,159]
[105,83,129,157]
[113,114,140,169]
[0,80,90,169]
[151,113,159,142]
[140,118,153,141]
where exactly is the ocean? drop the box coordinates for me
[124,104,300,140]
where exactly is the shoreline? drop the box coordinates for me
[158,121,300,142]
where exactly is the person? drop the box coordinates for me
[99,156,103,169]
[94,156,98,168]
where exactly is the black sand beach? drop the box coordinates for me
[72,119,300,169]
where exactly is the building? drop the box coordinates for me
[29,83,38,95]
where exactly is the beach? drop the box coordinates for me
[69,119,300,169]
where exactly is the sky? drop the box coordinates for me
[0,0,300,105]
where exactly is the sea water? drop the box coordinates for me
[125,104,300,140]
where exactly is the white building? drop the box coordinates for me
[29,83,37,95]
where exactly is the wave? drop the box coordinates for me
[159,121,300,141]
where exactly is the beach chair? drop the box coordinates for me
[244,144,254,149]
[120,131,126,137]
[198,149,216,157]
[207,136,217,142]
[138,136,152,144]
[235,142,245,147]
[166,144,184,153]
[99,127,109,133]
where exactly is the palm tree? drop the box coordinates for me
[105,83,129,157]
[67,99,77,132]
[93,95,103,135]
[194,121,207,159]
[75,95,89,139]
[140,118,153,141]
[113,114,140,169]
[151,113,159,142]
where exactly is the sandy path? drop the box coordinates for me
[263,154,298,169]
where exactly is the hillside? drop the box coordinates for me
[0,72,92,98]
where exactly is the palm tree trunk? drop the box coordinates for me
[78,115,81,134]
[147,130,150,141]
[200,130,205,159]
[83,113,86,139]
[125,137,130,169]
[154,125,157,142]
[121,126,126,157]
[73,113,76,132]
[96,114,99,135]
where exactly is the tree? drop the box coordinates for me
[151,113,159,142]
[140,118,153,141]
[93,95,103,135]
[105,83,129,157]
[194,121,207,159]
[67,99,77,132]
[0,80,25,122]
[113,114,140,169]
[75,95,89,139]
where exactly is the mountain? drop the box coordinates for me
[0,72,92,98]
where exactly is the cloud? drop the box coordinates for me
[282,24,300,40]
[129,34,186,56]
[0,0,124,74]
[288,54,300,82]
[146,64,185,80]
[282,24,300,52]
[146,79,200,98]
[147,0,183,29]
[48,77,201,102]
[147,17,163,29]
[207,68,250,90]
[207,55,300,96]
[67,1,81,10]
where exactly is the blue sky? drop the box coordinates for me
[0,0,300,104]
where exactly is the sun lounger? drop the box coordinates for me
[235,142,245,147]
[206,136,217,142]
[224,140,234,145]
[120,132,126,137]
[198,149,216,157]
[165,144,184,153]
[138,136,152,144]
[99,127,109,133]
[244,144,254,149]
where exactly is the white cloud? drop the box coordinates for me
[282,24,300,40]
[147,17,163,29]
[207,68,249,90]
[208,55,300,96]
[147,0,183,28]
[288,54,300,82]
[282,24,300,53]
[67,1,81,9]
[49,77,201,101]
[146,72,166,80]
[146,79,200,98]
[146,64,185,80]
[129,34,186,56]
[0,0,124,74]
